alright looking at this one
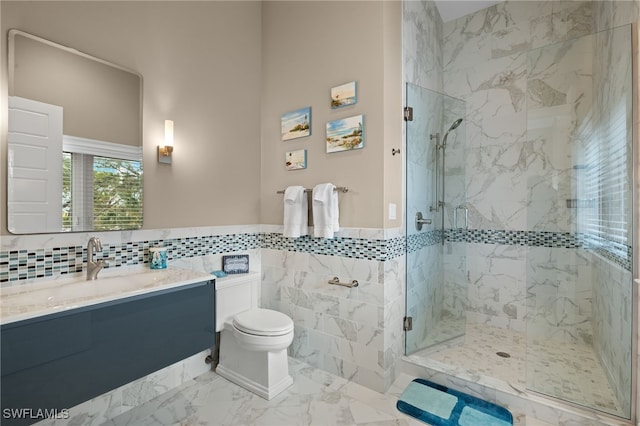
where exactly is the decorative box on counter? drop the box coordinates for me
[222,255,249,274]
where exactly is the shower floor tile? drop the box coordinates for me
[409,322,623,417]
[527,337,623,416]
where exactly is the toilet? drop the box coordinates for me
[214,272,294,400]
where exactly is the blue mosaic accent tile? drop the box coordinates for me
[0,229,632,283]
[260,233,403,261]
[442,229,631,270]
[445,229,587,248]
[583,234,633,271]
[406,231,442,252]
[0,233,262,283]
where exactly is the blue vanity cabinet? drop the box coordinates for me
[1,279,215,425]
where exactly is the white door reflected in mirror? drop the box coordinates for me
[8,97,63,233]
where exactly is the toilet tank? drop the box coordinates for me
[214,272,260,332]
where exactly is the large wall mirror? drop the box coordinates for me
[7,29,143,234]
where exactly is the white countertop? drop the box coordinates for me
[0,266,213,325]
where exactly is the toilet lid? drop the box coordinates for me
[233,309,294,336]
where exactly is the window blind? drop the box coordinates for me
[582,100,630,256]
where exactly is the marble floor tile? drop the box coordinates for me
[106,358,548,426]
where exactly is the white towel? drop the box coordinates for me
[283,186,308,238]
[312,183,339,238]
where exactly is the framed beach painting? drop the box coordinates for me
[285,149,307,171]
[281,107,311,141]
[330,81,357,109]
[326,115,364,153]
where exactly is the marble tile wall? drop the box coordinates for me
[440,0,636,330]
[259,226,406,393]
[432,0,637,419]
[592,252,634,418]
[405,241,442,353]
[594,0,640,33]
[403,0,443,93]
[526,246,593,343]
[588,20,635,420]
[465,242,527,331]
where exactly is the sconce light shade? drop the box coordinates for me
[158,120,174,164]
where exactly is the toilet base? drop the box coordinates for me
[216,361,293,400]
[216,328,293,400]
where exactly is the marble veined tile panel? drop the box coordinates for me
[101,358,550,426]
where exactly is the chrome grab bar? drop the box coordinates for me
[430,133,440,212]
[328,277,359,288]
[453,205,468,229]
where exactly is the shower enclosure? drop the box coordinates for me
[405,22,635,420]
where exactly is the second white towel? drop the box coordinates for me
[283,186,308,238]
[312,183,339,238]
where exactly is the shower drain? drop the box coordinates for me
[496,351,511,358]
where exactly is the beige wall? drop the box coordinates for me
[260,1,402,229]
[1,1,403,235]
[11,32,141,147]
[382,1,403,229]
[1,1,263,234]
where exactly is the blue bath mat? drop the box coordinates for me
[397,378,513,426]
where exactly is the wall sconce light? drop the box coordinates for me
[158,120,174,164]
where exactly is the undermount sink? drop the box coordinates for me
[0,266,213,325]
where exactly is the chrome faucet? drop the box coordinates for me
[87,237,106,280]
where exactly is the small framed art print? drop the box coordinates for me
[281,107,311,141]
[326,114,364,153]
[285,149,307,171]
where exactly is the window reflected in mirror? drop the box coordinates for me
[63,153,142,232]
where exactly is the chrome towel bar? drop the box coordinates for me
[277,186,349,194]
[328,277,359,288]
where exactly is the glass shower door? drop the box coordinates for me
[405,83,467,355]
[525,25,634,418]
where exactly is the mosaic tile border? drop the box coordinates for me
[406,230,442,252]
[0,233,261,284]
[261,233,405,261]
[0,229,632,283]
[405,229,631,271]
[442,229,631,271]
[445,229,587,248]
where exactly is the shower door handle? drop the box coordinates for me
[453,205,468,229]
